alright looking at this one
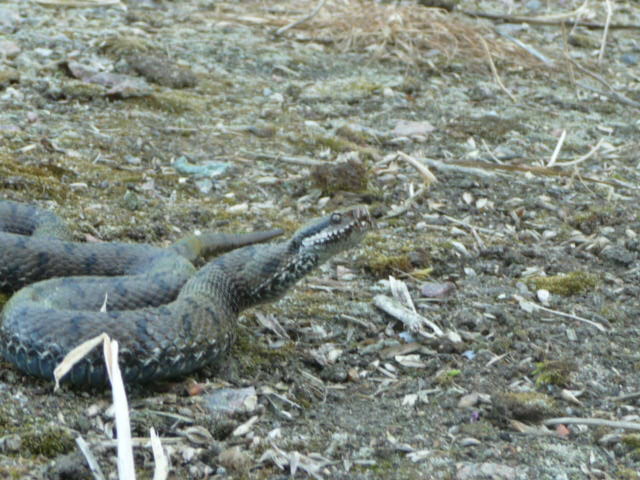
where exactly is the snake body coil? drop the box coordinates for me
[0,201,371,386]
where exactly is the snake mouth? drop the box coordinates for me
[298,205,373,254]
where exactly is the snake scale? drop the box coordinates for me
[0,200,372,386]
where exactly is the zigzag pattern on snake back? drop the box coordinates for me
[0,200,372,386]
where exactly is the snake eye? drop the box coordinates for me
[330,212,342,224]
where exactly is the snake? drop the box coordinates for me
[0,200,372,386]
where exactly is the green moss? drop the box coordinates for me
[21,426,75,457]
[138,90,207,113]
[0,466,29,479]
[434,369,461,386]
[311,159,370,194]
[526,271,598,296]
[458,420,497,439]
[622,434,640,449]
[0,68,20,88]
[358,232,431,278]
[494,392,556,422]
[0,154,69,201]
[449,115,524,142]
[568,205,618,234]
[335,125,378,145]
[617,467,640,480]
[491,335,514,355]
[289,132,379,160]
[59,80,107,100]
[367,253,413,277]
[232,327,295,375]
[533,360,576,387]
[315,135,359,153]
[101,34,154,56]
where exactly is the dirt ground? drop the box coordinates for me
[1,0,640,478]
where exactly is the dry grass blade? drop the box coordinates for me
[374,294,444,338]
[275,0,328,36]
[554,138,604,167]
[296,0,545,69]
[544,417,640,431]
[598,0,613,64]
[150,428,169,480]
[514,295,606,332]
[33,0,123,7]
[397,152,437,186]
[478,35,516,102]
[76,436,107,480]
[53,333,109,390]
[104,339,136,480]
[546,130,566,167]
[462,7,640,30]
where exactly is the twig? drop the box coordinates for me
[544,417,640,431]
[478,36,516,102]
[444,159,635,189]
[373,294,444,338]
[496,31,554,66]
[514,295,606,332]
[481,139,504,164]
[385,185,426,219]
[554,138,604,167]
[537,305,606,332]
[339,314,378,332]
[598,0,613,64]
[396,151,437,186]
[610,391,640,402]
[274,0,328,36]
[567,57,640,109]
[462,10,640,30]
[442,215,506,238]
[34,0,123,6]
[442,215,487,248]
[576,81,640,109]
[76,436,106,480]
[420,157,497,178]
[240,150,324,166]
[546,129,566,167]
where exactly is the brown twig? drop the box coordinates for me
[274,0,328,36]
[567,57,640,109]
[544,417,640,431]
[598,0,613,64]
[478,36,516,102]
[462,10,640,30]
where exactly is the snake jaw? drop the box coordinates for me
[246,206,373,305]
[297,205,373,262]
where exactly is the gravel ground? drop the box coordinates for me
[1,0,640,478]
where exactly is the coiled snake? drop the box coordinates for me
[0,200,372,386]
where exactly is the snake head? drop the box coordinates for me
[292,205,374,263]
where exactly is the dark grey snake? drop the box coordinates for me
[0,200,372,386]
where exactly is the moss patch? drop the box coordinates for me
[526,271,598,296]
[533,359,576,387]
[493,392,557,422]
[311,159,370,194]
[21,426,75,458]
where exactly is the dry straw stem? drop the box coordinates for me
[34,0,124,7]
[462,9,640,30]
[544,417,640,431]
[274,0,328,36]
[598,0,613,64]
[278,0,544,69]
